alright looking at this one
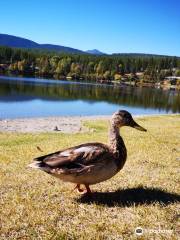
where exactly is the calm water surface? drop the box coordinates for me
[0,75,179,119]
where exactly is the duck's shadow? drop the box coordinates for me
[76,187,180,207]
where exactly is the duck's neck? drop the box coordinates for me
[108,121,126,153]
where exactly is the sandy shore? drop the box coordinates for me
[0,116,112,133]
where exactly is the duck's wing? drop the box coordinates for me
[34,143,110,173]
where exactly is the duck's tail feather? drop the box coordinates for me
[28,161,51,173]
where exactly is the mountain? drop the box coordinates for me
[39,44,84,54]
[0,33,84,54]
[0,34,178,57]
[86,49,105,55]
[0,34,38,48]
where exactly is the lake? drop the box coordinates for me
[0,75,179,119]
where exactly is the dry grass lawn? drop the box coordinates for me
[0,115,180,239]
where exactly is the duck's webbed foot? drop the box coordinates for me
[74,184,84,194]
[73,184,92,195]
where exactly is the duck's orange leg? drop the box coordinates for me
[84,184,92,195]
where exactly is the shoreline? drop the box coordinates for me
[0,74,179,90]
[0,114,178,133]
[0,115,111,133]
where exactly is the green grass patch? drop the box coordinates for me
[0,115,180,239]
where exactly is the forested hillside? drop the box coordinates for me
[0,46,180,83]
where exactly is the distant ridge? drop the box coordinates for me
[0,33,84,54]
[111,53,177,58]
[0,33,179,57]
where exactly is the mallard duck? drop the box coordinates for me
[29,110,146,194]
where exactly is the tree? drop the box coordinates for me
[118,63,125,75]
[50,56,60,72]
[38,57,51,75]
[55,57,71,76]
[175,69,180,76]
[96,61,104,75]
[103,70,111,80]
[114,73,121,81]
[86,62,94,74]
[70,62,82,79]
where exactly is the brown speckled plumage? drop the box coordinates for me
[29,110,146,194]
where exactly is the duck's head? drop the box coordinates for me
[111,110,147,132]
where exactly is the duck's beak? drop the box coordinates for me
[130,119,147,132]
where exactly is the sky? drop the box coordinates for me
[0,0,180,56]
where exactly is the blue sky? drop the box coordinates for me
[0,0,180,55]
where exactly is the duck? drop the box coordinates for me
[29,110,146,195]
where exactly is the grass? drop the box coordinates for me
[0,115,180,240]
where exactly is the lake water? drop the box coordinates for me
[0,75,179,119]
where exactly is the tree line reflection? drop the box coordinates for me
[0,79,179,113]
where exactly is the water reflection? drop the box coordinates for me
[0,76,179,118]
